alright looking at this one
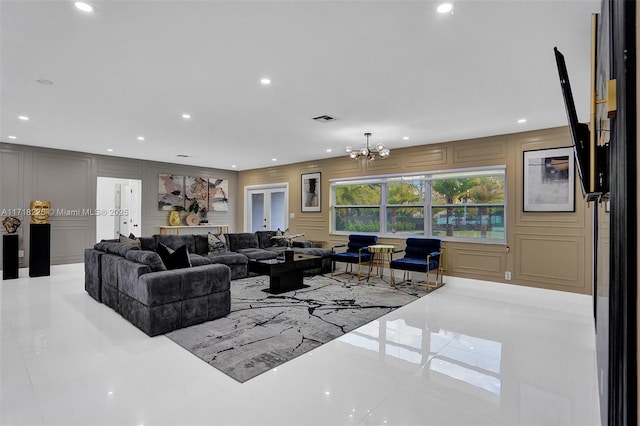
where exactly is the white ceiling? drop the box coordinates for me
[1,0,600,171]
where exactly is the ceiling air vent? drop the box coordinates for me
[312,114,338,122]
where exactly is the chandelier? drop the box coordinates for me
[345,132,390,161]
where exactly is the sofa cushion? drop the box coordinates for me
[139,236,155,251]
[255,230,277,249]
[208,232,228,254]
[94,241,141,257]
[157,244,192,270]
[189,254,213,267]
[206,252,248,266]
[193,234,209,255]
[225,233,259,252]
[237,248,278,260]
[125,250,167,272]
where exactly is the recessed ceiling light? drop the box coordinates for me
[402,136,410,140]
[326,148,332,153]
[231,165,237,168]
[137,136,145,141]
[271,158,277,162]
[517,118,527,124]
[8,135,17,139]
[18,115,29,121]
[182,113,191,119]
[260,78,271,85]
[74,2,94,13]
[437,2,454,14]
[107,148,114,152]
[35,78,54,85]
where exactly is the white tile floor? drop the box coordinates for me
[1,264,601,426]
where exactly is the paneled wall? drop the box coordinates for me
[0,143,237,269]
[238,126,593,294]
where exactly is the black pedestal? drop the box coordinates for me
[29,224,50,277]
[3,234,19,280]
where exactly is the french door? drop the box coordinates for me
[245,184,288,233]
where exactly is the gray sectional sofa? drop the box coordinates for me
[83,230,332,336]
[84,241,231,336]
[227,231,332,274]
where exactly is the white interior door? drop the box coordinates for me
[96,177,142,242]
[245,184,288,232]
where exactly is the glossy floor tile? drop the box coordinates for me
[1,264,600,425]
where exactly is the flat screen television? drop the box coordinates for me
[553,47,593,198]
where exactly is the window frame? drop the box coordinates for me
[330,166,507,244]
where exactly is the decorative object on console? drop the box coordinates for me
[199,207,208,223]
[345,132,390,161]
[29,200,51,224]
[523,146,575,212]
[2,216,21,233]
[168,209,181,226]
[301,172,321,212]
[185,198,201,226]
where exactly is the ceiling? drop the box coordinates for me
[1,0,600,171]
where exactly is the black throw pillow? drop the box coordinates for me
[157,243,192,270]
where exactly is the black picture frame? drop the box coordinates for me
[301,172,321,212]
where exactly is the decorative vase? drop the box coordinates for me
[185,213,200,226]
[284,248,294,262]
[168,210,181,226]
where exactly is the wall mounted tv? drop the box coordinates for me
[553,47,609,201]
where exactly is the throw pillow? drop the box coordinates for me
[119,233,141,246]
[207,232,228,254]
[157,243,192,270]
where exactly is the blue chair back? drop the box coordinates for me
[347,234,378,253]
[404,238,441,259]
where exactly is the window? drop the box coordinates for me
[331,167,506,243]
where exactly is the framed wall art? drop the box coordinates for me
[301,172,321,212]
[523,147,575,212]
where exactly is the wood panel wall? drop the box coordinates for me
[238,126,593,294]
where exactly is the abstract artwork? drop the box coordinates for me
[158,174,184,210]
[523,147,575,212]
[185,176,209,210]
[208,179,229,211]
[301,172,321,212]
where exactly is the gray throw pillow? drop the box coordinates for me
[208,232,228,254]
[119,233,141,246]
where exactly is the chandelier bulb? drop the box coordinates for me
[345,131,390,161]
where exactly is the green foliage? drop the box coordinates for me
[343,220,380,232]
[335,184,381,205]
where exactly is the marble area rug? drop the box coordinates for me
[165,273,436,382]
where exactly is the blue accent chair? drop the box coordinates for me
[331,234,378,281]
[389,238,444,289]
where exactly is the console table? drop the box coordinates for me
[159,225,229,235]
